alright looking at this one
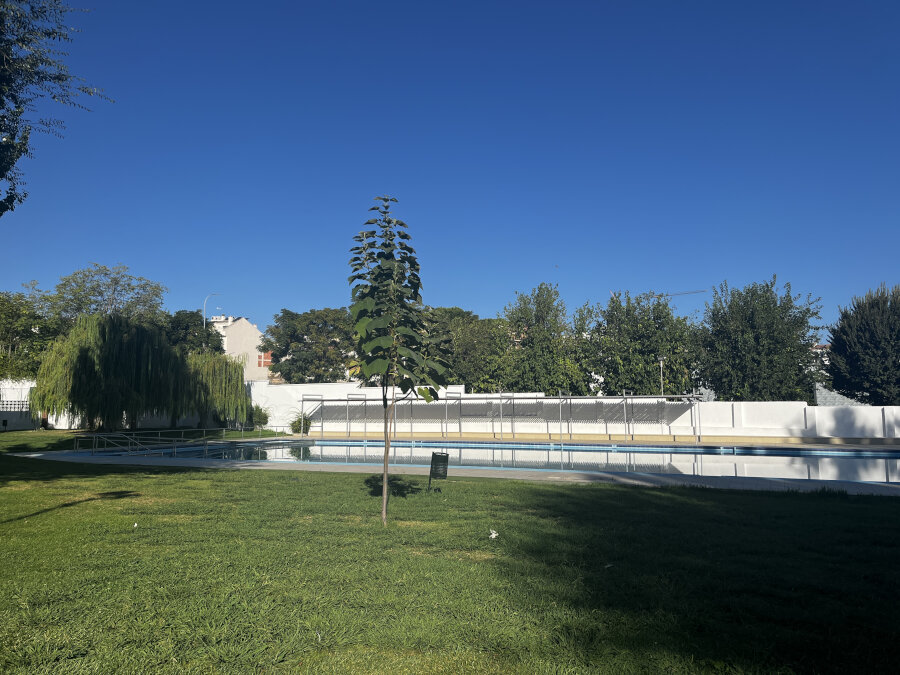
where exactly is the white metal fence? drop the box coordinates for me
[296,394,701,440]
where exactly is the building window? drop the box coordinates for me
[258,351,272,368]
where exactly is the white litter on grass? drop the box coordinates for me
[133,523,138,529]
[489,529,499,539]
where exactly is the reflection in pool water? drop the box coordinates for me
[177,438,900,479]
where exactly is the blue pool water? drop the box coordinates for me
[100,438,899,477]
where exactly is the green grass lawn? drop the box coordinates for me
[0,430,78,454]
[0,428,288,457]
[1,435,900,673]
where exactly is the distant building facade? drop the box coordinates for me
[208,315,271,382]
[811,344,865,406]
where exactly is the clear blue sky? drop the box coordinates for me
[3,0,898,333]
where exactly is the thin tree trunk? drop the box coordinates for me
[382,403,390,526]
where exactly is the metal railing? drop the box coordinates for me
[74,426,292,455]
[295,393,703,441]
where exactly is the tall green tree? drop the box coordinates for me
[166,309,224,354]
[30,314,246,430]
[260,307,352,383]
[421,306,476,387]
[0,0,109,217]
[447,317,512,393]
[586,292,699,395]
[827,284,900,406]
[504,283,589,395]
[0,290,56,379]
[697,278,822,402]
[39,263,167,326]
[349,196,447,526]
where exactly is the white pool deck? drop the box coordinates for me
[12,451,900,497]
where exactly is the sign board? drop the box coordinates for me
[428,451,449,491]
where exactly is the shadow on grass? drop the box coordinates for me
[0,431,78,455]
[0,490,140,524]
[0,454,212,488]
[499,482,900,672]
[363,474,423,498]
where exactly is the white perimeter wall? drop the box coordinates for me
[4,377,898,439]
[666,401,897,439]
[249,382,899,440]
[249,382,468,429]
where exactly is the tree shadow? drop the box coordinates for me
[0,454,212,488]
[363,474,422,498]
[495,482,900,672]
[0,432,78,455]
[0,489,140,524]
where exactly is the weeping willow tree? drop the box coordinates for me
[187,352,248,427]
[30,314,247,430]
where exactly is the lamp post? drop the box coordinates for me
[658,356,666,396]
[202,293,219,330]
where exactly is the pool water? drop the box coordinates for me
[148,438,900,478]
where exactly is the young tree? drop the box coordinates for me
[0,0,109,217]
[827,284,899,406]
[697,278,822,402]
[349,196,447,526]
[260,307,353,383]
[587,292,699,395]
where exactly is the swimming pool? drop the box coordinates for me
[107,437,899,483]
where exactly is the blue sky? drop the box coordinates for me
[2,0,897,333]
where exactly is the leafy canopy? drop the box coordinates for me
[0,290,56,379]
[30,314,246,430]
[165,309,224,354]
[0,0,109,216]
[586,292,699,396]
[349,196,446,402]
[259,307,352,383]
[442,313,513,394]
[697,278,821,402]
[503,282,589,395]
[827,284,899,406]
[38,263,167,325]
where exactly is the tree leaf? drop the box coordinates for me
[363,335,395,352]
[362,358,390,377]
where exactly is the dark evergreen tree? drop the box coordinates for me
[828,284,899,406]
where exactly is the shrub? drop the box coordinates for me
[250,404,269,429]
[290,413,311,435]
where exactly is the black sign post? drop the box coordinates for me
[428,451,449,492]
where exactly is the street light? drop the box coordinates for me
[202,293,220,330]
[658,356,666,396]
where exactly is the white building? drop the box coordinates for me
[208,315,271,382]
